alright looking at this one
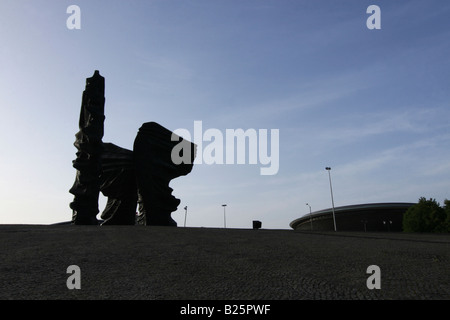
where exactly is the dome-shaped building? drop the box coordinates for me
[290,202,415,232]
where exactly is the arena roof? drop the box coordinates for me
[290,202,415,232]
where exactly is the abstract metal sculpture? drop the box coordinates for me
[69,71,196,226]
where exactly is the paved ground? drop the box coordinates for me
[0,225,448,300]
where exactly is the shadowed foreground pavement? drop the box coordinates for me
[0,225,448,300]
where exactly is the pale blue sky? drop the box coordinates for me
[0,1,449,228]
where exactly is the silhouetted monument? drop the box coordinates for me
[69,71,105,225]
[69,70,196,226]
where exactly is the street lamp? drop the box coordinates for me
[222,204,227,228]
[361,220,368,232]
[383,220,392,232]
[184,206,188,227]
[325,167,337,231]
[306,203,312,230]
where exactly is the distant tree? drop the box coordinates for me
[403,197,447,232]
[444,199,450,232]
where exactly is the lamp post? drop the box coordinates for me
[306,203,312,230]
[383,220,392,232]
[361,220,368,232]
[183,206,188,227]
[222,204,227,228]
[325,167,337,232]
